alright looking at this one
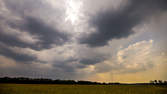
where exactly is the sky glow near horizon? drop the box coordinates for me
[0,0,167,83]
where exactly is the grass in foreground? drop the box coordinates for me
[0,84,167,94]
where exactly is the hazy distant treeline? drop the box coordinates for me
[0,77,167,85]
[0,77,112,85]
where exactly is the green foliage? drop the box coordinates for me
[0,84,167,94]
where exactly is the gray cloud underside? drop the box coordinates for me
[0,18,69,50]
[20,17,69,50]
[0,0,70,63]
[80,0,167,47]
[0,43,36,62]
[0,17,69,62]
[1,0,69,49]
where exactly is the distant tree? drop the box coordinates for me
[164,81,167,84]
[154,80,158,84]
[158,80,163,84]
[150,80,154,84]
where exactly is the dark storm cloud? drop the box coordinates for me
[0,32,32,49]
[23,17,69,50]
[0,43,36,62]
[52,58,84,70]
[0,17,69,50]
[0,17,70,63]
[80,0,167,47]
[51,60,84,79]
[79,58,103,65]
[0,0,69,64]
[0,0,69,50]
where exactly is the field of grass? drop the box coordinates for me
[0,84,167,94]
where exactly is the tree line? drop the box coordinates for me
[0,77,167,85]
[0,77,110,85]
[150,80,167,85]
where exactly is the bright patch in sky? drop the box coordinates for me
[65,0,83,25]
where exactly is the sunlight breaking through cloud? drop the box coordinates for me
[65,0,83,25]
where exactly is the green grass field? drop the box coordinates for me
[0,84,167,94]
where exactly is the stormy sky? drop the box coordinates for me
[0,0,167,83]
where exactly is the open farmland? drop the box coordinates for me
[0,84,167,94]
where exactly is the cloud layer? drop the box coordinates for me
[80,0,167,47]
[0,0,167,82]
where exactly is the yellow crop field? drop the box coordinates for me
[0,84,167,94]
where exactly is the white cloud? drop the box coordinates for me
[94,40,155,74]
[36,43,76,63]
[9,43,77,64]
[117,40,154,71]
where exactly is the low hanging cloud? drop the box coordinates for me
[116,40,154,73]
[0,43,36,62]
[80,0,167,47]
[0,0,69,50]
[22,17,69,50]
[0,19,69,51]
[94,40,154,74]
[0,0,70,66]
